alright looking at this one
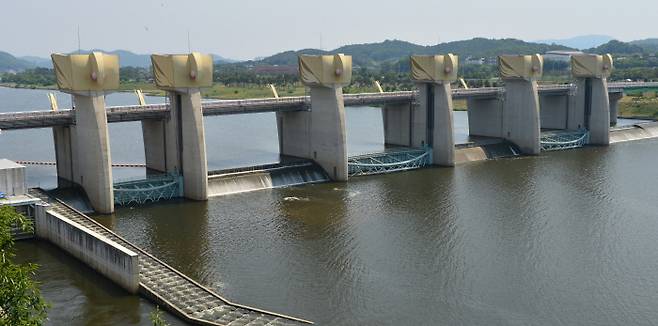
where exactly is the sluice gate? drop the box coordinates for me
[540,130,590,152]
[348,147,432,177]
[113,174,182,206]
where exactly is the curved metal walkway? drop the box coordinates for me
[348,148,432,176]
[540,130,590,151]
[30,189,312,326]
[114,174,181,206]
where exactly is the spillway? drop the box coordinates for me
[208,160,329,197]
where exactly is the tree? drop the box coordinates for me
[0,206,48,326]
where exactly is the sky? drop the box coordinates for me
[1,0,656,60]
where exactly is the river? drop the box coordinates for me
[4,86,658,325]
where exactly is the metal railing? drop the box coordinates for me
[348,147,432,176]
[113,174,182,206]
[0,82,654,130]
[540,130,590,151]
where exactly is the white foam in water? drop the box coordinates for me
[208,171,274,197]
[207,164,329,197]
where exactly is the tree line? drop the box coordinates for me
[2,58,658,91]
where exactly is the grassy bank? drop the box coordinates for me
[618,94,658,120]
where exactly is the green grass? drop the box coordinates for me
[619,95,658,119]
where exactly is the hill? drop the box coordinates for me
[19,56,52,68]
[430,38,573,58]
[535,35,613,50]
[0,52,35,72]
[630,38,658,53]
[585,40,645,55]
[5,50,237,69]
[259,38,576,67]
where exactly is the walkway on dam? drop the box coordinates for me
[29,189,312,326]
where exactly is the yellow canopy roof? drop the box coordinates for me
[411,54,458,82]
[498,54,543,80]
[51,52,119,92]
[298,54,352,87]
[571,54,613,78]
[151,52,213,89]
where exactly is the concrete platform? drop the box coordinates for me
[0,159,26,197]
[29,189,311,325]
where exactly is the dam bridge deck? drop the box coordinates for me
[30,189,312,326]
[1,82,644,131]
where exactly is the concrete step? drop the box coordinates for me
[29,189,311,326]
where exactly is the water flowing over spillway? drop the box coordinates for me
[207,161,329,197]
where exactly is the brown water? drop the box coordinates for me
[6,87,658,325]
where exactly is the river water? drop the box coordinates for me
[4,87,658,325]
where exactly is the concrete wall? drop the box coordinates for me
[141,119,167,173]
[0,159,26,196]
[71,95,114,214]
[467,97,504,138]
[412,85,429,148]
[429,83,455,166]
[501,79,541,155]
[141,91,208,200]
[568,79,588,130]
[34,205,139,293]
[382,102,412,147]
[52,126,75,188]
[177,91,208,200]
[609,91,623,126]
[588,78,611,145]
[278,87,348,181]
[539,94,569,130]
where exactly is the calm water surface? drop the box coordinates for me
[4,87,658,325]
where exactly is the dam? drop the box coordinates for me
[3,52,658,325]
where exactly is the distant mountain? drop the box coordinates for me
[535,35,614,50]
[62,50,236,67]
[430,38,573,58]
[630,38,658,53]
[259,38,575,67]
[585,40,644,55]
[212,54,237,64]
[19,56,52,68]
[0,51,35,72]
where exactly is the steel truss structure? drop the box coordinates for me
[114,174,181,206]
[348,148,432,177]
[540,130,590,151]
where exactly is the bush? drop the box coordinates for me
[0,206,49,325]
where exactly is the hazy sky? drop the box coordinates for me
[2,0,655,60]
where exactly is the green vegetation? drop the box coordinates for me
[618,90,658,119]
[149,306,169,326]
[0,206,49,326]
[586,40,645,55]
[260,38,574,67]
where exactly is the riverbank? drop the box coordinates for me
[618,94,658,119]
